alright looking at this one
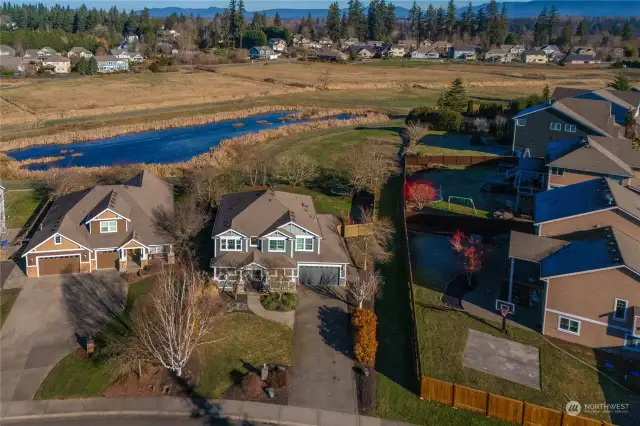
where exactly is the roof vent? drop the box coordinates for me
[605,193,614,205]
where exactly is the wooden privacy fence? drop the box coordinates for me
[338,223,373,238]
[420,377,615,426]
[406,154,503,167]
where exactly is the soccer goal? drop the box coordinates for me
[447,196,478,215]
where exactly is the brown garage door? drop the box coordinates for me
[97,251,119,269]
[38,256,80,276]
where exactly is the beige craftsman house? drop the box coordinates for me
[507,178,640,352]
[210,190,351,291]
[23,172,174,277]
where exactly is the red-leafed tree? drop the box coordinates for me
[462,240,484,287]
[449,229,465,253]
[408,181,436,210]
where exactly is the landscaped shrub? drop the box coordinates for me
[260,293,297,312]
[280,293,297,311]
[477,102,506,118]
[405,106,463,132]
[352,307,378,366]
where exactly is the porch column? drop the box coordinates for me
[140,247,149,267]
[508,257,515,303]
[118,248,127,271]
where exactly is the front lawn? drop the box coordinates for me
[0,288,21,328]
[36,276,293,400]
[5,189,41,229]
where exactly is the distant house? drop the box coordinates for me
[268,38,287,52]
[541,45,561,56]
[387,45,406,58]
[39,46,58,56]
[319,37,332,47]
[316,49,347,62]
[432,41,452,54]
[521,50,548,64]
[574,46,597,57]
[249,46,278,60]
[545,136,640,188]
[67,47,93,59]
[611,47,625,58]
[508,45,526,55]
[109,48,131,60]
[340,37,360,49]
[292,34,311,48]
[0,56,23,73]
[449,45,478,60]
[561,55,601,67]
[126,35,139,43]
[94,55,129,73]
[348,45,375,59]
[0,44,15,56]
[397,39,417,50]
[40,55,70,74]
[128,52,144,63]
[484,48,512,63]
[367,40,384,47]
[23,47,59,59]
[410,47,440,60]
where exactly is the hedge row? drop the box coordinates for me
[405,106,464,131]
[352,307,378,366]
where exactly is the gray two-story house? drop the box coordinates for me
[511,97,624,158]
[210,190,351,291]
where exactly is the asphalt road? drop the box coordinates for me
[3,415,271,426]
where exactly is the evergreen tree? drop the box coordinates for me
[486,0,500,45]
[609,72,632,91]
[340,12,348,37]
[498,4,508,45]
[347,0,367,40]
[87,56,98,75]
[534,6,548,45]
[622,22,632,41]
[408,1,421,41]
[424,4,436,40]
[383,2,396,42]
[326,2,342,41]
[251,12,265,30]
[546,4,559,40]
[235,0,246,48]
[542,84,550,103]
[474,8,487,37]
[307,12,316,38]
[625,110,638,140]
[460,2,474,38]
[242,28,267,48]
[273,12,281,26]
[445,0,456,40]
[576,20,588,40]
[561,23,573,45]
[435,6,445,39]
[437,78,468,112]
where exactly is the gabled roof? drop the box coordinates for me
[88,189,132,221]
[551,87,592,100]
[69,47,91,54]
[563,54,601,62]
[534,177,640,224]
[23,171,173,254]
[546,137,636,178]
[212,190,322,239]
[509,231,570,262]
[552,97,620,137]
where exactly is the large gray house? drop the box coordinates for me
[210,190,351,291]
[511,97,624,158]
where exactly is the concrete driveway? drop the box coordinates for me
[288,287,357,414]
[1,271,125,402]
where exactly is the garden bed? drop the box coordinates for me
[260,292,297,312]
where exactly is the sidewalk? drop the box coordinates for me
[0,397,416,426]
[247,294,295,329]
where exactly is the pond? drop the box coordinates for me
[8,111,352,170]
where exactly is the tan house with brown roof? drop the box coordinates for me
[22,172,175,277]
[210,190,351,291]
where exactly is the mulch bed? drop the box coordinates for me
[220,364,291,405]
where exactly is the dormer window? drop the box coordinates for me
[54,235,62,245]
[220,237,241,251]
[268,239,286,252]
[296,236,314,252]
[100,220,118,233]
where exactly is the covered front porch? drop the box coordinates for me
[117,238,150,271]
[213,263,297,294]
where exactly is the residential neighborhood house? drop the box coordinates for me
[40,55,70,74]
[449,45,478,60]
[95,55,129,73]
[410,47,440,60]
[210,190,351,291]
[268,38,287,52]
[521,50,549,64]
[0,44,15,56]
[561,55,602,67]
[0,56,23,73]
[22,171,175,277]
[67,47,93,59]
[316,49,348,62]
[249,46,278,60]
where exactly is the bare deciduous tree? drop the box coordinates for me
[344,139,399,211]
[351,207,395,272]
[152,197,208,256]
[43,168,96,196]
[274,154,319,187]
[402,123,429,152]
[318,69,331,90]
[238,144,271,186]
[186,166,240,209]
[347,269,383,308]
[473,117,490,133]
[132,267,225,377]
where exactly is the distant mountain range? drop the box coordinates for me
[143,1,640,19]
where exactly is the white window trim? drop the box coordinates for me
[624,333,640,352]
[268,238,286,252]
[613,298,628,322]
[100,220,118,234]
[557,316,581,336]
[220,237,242,252]
[516,119,526,127]
[249,237,258,247]
[564,124,576,132]
[550,122,562,131]
[550,167,564,176]
[295,236,314,252]
[54,235,62,245]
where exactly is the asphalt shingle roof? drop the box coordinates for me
[509,231,569,262]
[546,137,636,178]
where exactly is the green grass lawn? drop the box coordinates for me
[36,276,293,400]
[410,131,502,157]
[0,288,21,329]
[413,284,638,424]
[5,189,41,229]
[373,174,508,426]
[426,200,491,218]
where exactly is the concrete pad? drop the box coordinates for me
[280,405,319,425]
[24,344,74,369]
[119,396,163,411]
[11,367,50,401]
[0,370,22,402]
[0,348,29,371]
[241,401,281,422]
[359,416,384,426]
[44,398,87,414]
[318,409,358,426]
[217,399,243,417]
[463,329,541,389]
[2,400,47,418]
[81,397,125,413]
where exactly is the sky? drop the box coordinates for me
[39,0,535,11]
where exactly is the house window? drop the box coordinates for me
[624,334,640,352]
[100,220,118,233]
[564,124,576,132]
[613,299,628,322]
[295,237,314,252]
[220,238,241,251]
[516,119,526,127]
[558,316,580,335]
[149,245,164,254]
[54,235,62,245]
[268,239,286,252]
[550,167,564,176]
[549,122,562,131]
[250,237,258,247]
